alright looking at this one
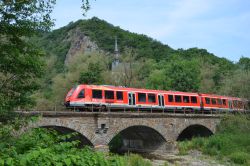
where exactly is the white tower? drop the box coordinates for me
[112,36,120,70]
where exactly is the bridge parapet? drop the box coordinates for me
[18,111,223,118]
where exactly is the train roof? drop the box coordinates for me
[200,93,244,100]
[200,93,230,98]
[75,84,247,101]
[79,84,199,95]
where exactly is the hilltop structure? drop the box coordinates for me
[111,36,120,70]
[111,36,122,85]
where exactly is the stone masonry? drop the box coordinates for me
[24,112,221,155]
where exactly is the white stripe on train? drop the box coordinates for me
[69,102,243,111]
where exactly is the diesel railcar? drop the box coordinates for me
[65,84,249,112]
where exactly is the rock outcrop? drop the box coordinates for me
[64,28,98,64]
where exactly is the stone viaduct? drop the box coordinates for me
[23,111,221,155]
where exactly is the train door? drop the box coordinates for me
[228,100,233,110]
[158,94,165,107]
[248,101,250,111]
[199,96,204,111]
[128,92,136,106]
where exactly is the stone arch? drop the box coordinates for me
[109,125,167,143]
[29,118,95,146]
[108,125,166,153]
[177,124,213,141]
[105,120,167,144]
[41,125,94,147]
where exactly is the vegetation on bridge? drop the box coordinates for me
[178,115,250,165]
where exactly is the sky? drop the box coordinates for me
[51,0,250,62]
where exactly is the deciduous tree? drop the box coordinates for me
[164,58,200,92]
[0,0,55,120]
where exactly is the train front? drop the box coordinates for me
[64,87,76,108]
[64,85,87,109]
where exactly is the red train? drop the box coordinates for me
[65,84,249,112]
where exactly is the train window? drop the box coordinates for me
[116,91,123,100]
[228,100,233,109]
[233,100,238,107]
[217,99,222,105]
[222,99,226,105]
[168,95,174,102]
[244,102,248,109]
[175,95,182,103]
[183,96,190,103]
[138,93,146,102]
[211,98,216,105]
[92,90,102,99]
[105,90,114,99]
[67,87,76,97]
[191,96,197,103]
[148,94,156,103]
[238,101,243,109]
[77,89,85,98]
[205,98,211,104]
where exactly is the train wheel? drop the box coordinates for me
[184,108,193,114]
[101,105,107,112]
[84,107,90,112]
[211,109,216,114]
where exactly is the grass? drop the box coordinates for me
[178,114,250,165]
[124,154,152,166]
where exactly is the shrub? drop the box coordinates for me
[229,152,249,165]
[0,126,152,166]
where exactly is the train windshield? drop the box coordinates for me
[67,87,77,97]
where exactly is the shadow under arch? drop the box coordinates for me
[109,125,166,154]
[41,125,94,148]
[177,124,213,141]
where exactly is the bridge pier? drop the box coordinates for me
[94,145,110,153]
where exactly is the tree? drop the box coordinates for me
[81,0,91,15]
[0,0,55,120]
[164,59,201,92]
[146,69,167,90]
[238,57,250,71]
[79,62,103,84]
[199,62,218,93]
[219,69,250,99]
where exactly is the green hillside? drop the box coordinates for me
[32,17,250,110]
[37,17,175,69]
[38,17,234,67]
